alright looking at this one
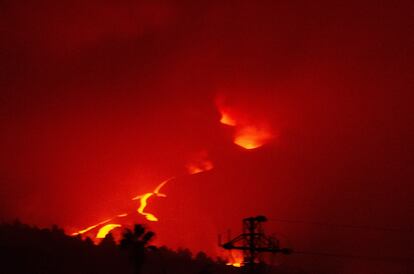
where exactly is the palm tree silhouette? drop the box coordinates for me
[120,224,155,274]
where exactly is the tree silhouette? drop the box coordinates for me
[120,224,155,274]
[0,221,309,274]
[99,233,117,249]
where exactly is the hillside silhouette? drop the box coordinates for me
[0,221,307,274]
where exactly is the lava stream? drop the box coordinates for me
[71,218,112,236]
[96,224,122,238]
[132,177,173,222]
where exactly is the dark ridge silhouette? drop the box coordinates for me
[0,221,307,274]
[0,220,133,274]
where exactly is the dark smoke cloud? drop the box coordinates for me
[1,1,413,273]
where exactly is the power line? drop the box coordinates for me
[267,218,414,264]
[267,218,412,233]
[293,250,414,264]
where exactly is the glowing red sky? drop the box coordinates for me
[1,1,413,273]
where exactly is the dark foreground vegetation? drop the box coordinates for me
[0,221,305,274]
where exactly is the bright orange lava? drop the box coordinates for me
[226,253,244,268]
[96,224,122,238]
[227,262,242,268]
[71,218,112,236]
[132,178,172,222]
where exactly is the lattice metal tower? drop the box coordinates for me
[220,216,291,268]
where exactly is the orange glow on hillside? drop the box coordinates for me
[217,100,274,150]
[186,151,214,175]
[96,224,122,238]
[71,218,112,236]
[226,252,244,268]
[234,125,273,150]
[220,112,237,126]
[186,162,213,175]
[132,178,173,222]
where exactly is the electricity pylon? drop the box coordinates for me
[220,216,291,268]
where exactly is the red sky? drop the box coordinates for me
[1,1,413,273]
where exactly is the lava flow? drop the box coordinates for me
[70,179,173,238]
[132,177,173,222]
[69,96,270,241]
[71,218,112,236]
[70,162,213,240]
[70,102,264,241]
